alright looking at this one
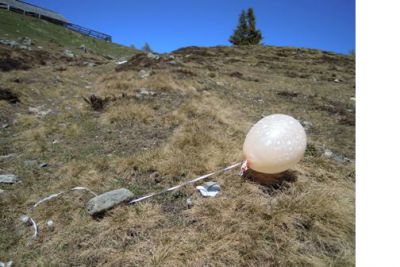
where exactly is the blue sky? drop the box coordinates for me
[26,0,355,54]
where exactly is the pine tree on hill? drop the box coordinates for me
[229,10,249,45]
[229,8,263,46]
[142,42,153,53]
[247,8,263,45]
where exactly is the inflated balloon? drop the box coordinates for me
[243,114,307,174]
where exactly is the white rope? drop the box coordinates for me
[32,186,97,210]
[26,186,97,239]
[30,217,38,239]
[129,161,243,204]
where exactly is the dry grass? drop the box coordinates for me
[0,45,355,266]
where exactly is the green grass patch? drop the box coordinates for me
[0,9,138,58]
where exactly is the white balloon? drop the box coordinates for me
[243,114,307,174]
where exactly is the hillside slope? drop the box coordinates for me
[0,17,355,266]
[0,9,137,58]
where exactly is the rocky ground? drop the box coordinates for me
[0,41,355,266]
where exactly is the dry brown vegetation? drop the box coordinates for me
[0,44,355,266]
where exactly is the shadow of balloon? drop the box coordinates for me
[242,168,298,193]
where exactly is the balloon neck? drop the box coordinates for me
[239,160,249,176]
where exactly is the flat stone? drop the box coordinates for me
[86,188,133,215]
[0,174,17,184]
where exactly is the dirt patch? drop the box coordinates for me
[173,46,218,64]
[0,45,52,71]
[0,88,20,104]
[173,68,197,78]
[276,90,299,98]
[229,71,259,82]
[315,98,355,126]
[115,53,175,72]
[230,71,244,78]
[172,46,216,57]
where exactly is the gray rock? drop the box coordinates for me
[86,188,133,215]
[80,44,87,53]
[20,215,31,226]
[146,52,160,60]
[17,37,32,46]
[104,55,115,60]
[0,174,17,184]
[186,197,193,208]
[323,149,351,163]
[63,49,74,58]
[301,121,313,131]
[0,189,4,195]
[18,45,29,50]
[0,154,15,160]
[168,60,177,65]
[136,88,156,98]
[28,106,52,117]
[0,261,13,267]
[138,69,151,79]
[0,39,17,47]
[323,149,334,158]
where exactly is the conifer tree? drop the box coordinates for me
[229,10,249,45]
[247,8,263,45]
[142,42,153,53]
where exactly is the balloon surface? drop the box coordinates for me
[243,114,307,174]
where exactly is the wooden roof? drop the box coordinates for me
[0,0,68,23]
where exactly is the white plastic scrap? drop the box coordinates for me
[196,181,221,197]
[46,219,54,230]
[186,197,193,208]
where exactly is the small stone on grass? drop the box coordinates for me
[0,174,17,184]
[86,188,134,215]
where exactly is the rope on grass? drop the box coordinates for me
[24,186,97,239]
[31,186,97,210]
[129,161,243,204]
